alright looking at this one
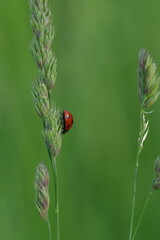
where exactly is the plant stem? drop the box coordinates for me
[129,109,145,240]
[131,191,153,240]
[51,157,60,240]
[47,218,52,240]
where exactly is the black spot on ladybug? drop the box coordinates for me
[67,125,70,128]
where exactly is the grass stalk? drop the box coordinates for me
[131,191,153,240]
[129,110,145,240]
[47,218,52,240]
[51,157,60,240]
[129,109,150,240]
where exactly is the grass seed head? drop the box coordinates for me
[43,105,62,158]
[152,177,160,191]
[154,156,160,175]
[30,0,56,92]
[34,162,50,220]
[151,157,160,191]
[138,49,160,110]
[32,80,50,118]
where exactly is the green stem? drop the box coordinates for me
[128,152,140,240]
[129,110,144,240]
[51,157,60,240]
[131,191,153,240]
[47,218,52,240]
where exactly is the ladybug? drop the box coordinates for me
[62,110,74,134]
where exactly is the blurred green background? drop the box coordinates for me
[0,0,160,239]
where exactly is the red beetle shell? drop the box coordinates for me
[62,110,74,134]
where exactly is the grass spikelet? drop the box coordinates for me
[152,156,160,191]
[29,0,57,92]
[138,49,160,110]
[43,106,62,159]
[34,162,50,220]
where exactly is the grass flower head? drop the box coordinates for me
[138,49,160,110]
[34,162,50,220]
